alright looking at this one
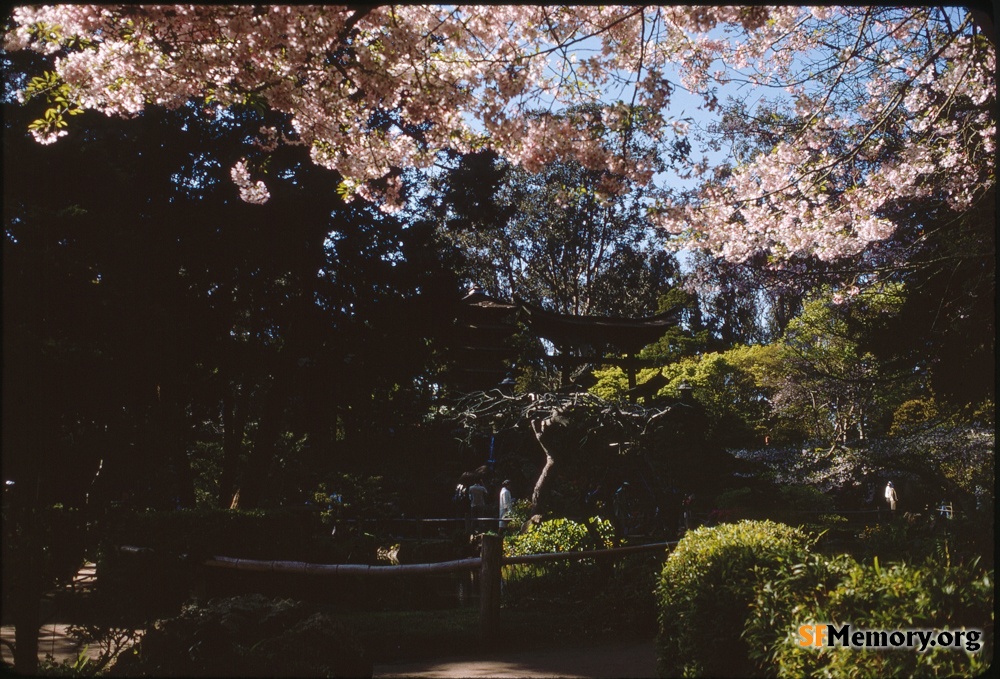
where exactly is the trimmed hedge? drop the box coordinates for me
[751,556,993,678]
[656,520,813,677]
[658,520,994,678]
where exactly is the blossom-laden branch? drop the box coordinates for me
[5,6,995,263]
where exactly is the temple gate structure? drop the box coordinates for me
[452,286,682,398]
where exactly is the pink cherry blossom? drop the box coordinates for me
[6,5,994,264]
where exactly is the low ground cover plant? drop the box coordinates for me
[108,594,371,678]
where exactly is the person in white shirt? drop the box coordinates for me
[884,481,898,511]
[499,480,513,528]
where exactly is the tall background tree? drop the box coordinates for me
[3,44,460,671]
[428,150,680,317]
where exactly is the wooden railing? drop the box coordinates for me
[119,537,676,641]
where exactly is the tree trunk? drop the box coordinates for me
[9,323,45,674]
[11,499,42,675]
[219,378,244,508]
[12,568,42,673]
[529,418,557,516]
[231,373,291,509]
[156,381,196,508]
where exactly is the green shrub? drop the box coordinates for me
[759,557,993,678]
[656,520,813,678]
[504,516,614,558]
[109,595,371,678]
[715,486,755,510]
[776,484,835,513]
[712,484,836,525]
[313,473,398,524]
[505,499,533,528]
[852,519,939,563]
[502,515,616,585]
[743,551,859,673]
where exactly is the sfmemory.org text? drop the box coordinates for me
[798,624,983,653]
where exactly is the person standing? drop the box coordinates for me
[499,480,513,529]
[468,480,488,528]
[884,481,898,511]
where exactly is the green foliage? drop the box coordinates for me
[775,484,837,513]
[852,515,994,569]
[588,365,655,402]
[38,650,101,677]
[743,551,858,675]
[853,521,937,564]
[715,486,755,510]
[312,473,399,524]
[714,484,831,511]
[504,498,533,528]
[108,595,371,678]
[432,150,677,318]
[757,557,993,678]
[709,483,835,527]
[889,396,942,436]
[20,70,86,141]
[769,283,914,444]
[38,626,142,677]
[504,516,615,559]
[662,344,779,445]
[656,520,814,677]
[594,554,663,634]
[659,518,994,678]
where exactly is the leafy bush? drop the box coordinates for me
[109,595,371,678]
[743,551,859,673]
[501,515,616,584]
[756,556,993,678]
[656,520,813,677]
[775,484,836,513]
[853,519,938,563]
[313,473,399,524]
[504,516,614,558]
[712,483,836,525]
[849,514,992,565]
[715,486,755,510]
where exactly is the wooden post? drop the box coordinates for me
[479,534,502,645]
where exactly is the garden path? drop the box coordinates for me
[373,639,657,678]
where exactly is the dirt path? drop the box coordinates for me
[1,563,106,668]
[374,640,657,678]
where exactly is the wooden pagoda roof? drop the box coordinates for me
[516,299,681,354]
